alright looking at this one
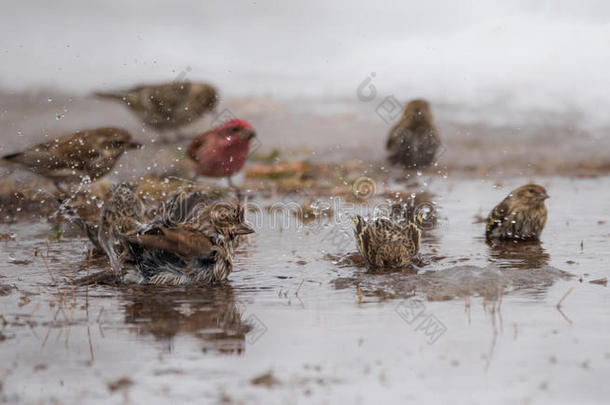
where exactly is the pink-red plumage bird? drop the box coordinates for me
[187,119,256,192]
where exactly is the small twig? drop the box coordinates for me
[86,325,95,364]
[244,195,252,246]
[294,279,305,297]
[73,270,117,286]
[96,307,105,323]
[66,260,76,305]
[65,305,74,347]
[557,306,573,325]
[85,266,90,310]
[97,307,105,338]
[87,248,93,269]
[465,295,471,324]
[556,287,574,309]
[41,250,69,322]
[497,285,505,312]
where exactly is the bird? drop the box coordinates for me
[125,191,254,285]
[187,119,256,196]
[64,186,254,285]
[485,184,549,240]
[352,215,421,270]
[386,99,441,169]
[95,81,218,141]
[1,127,140,193]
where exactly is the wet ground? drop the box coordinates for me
[1,175,609,404]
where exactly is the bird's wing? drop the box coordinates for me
[386,122,412,150]
[2,132,98,170]
[404,223,421,255]
[128,226,214,259]
[186,130,213,161]
[416,128,441,152]
[147,82,192,115]
[486,197,510,235]
[365,218,395,258]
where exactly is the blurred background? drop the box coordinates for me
[1,0,610,171]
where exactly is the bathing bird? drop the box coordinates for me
[486,184,549,240]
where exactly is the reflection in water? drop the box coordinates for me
[333,262,571,302]
[121,285,250,354]
[486,239,550,270]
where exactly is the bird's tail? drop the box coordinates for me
[2,152,22,161]
[0,153,20,171]
[1,151,24,168]
[93,91,126,100]
[405,222,421,251]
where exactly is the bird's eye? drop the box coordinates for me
[528,188,535,193]
[230,127,240,133]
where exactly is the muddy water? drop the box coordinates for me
[1,176,609,404]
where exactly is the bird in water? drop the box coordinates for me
[352,215,421,270]
[1,128,140,193]
[127,191,253,285]
[95,81,218,142]
[63,185,253,285]
[58,183,148,274]
[187,119,257,197]
[485,184,549,240]
[386,99,441,169]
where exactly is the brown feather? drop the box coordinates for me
[128,228,214,259]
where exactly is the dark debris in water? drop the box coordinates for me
[0,330,15,342]
[589,277,608,286]
[0,284,15,296]
[251,371,280,388]
[0,233,15,241]
[8,258,32,265]
[107,377,134,392]
[324,252,367,268]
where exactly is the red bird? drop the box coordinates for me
[187,119,256,193]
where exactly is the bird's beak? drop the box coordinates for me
[242,129,256,140]
[235,223,255,235]
[539,192,550,201]
[128,141,143,150]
